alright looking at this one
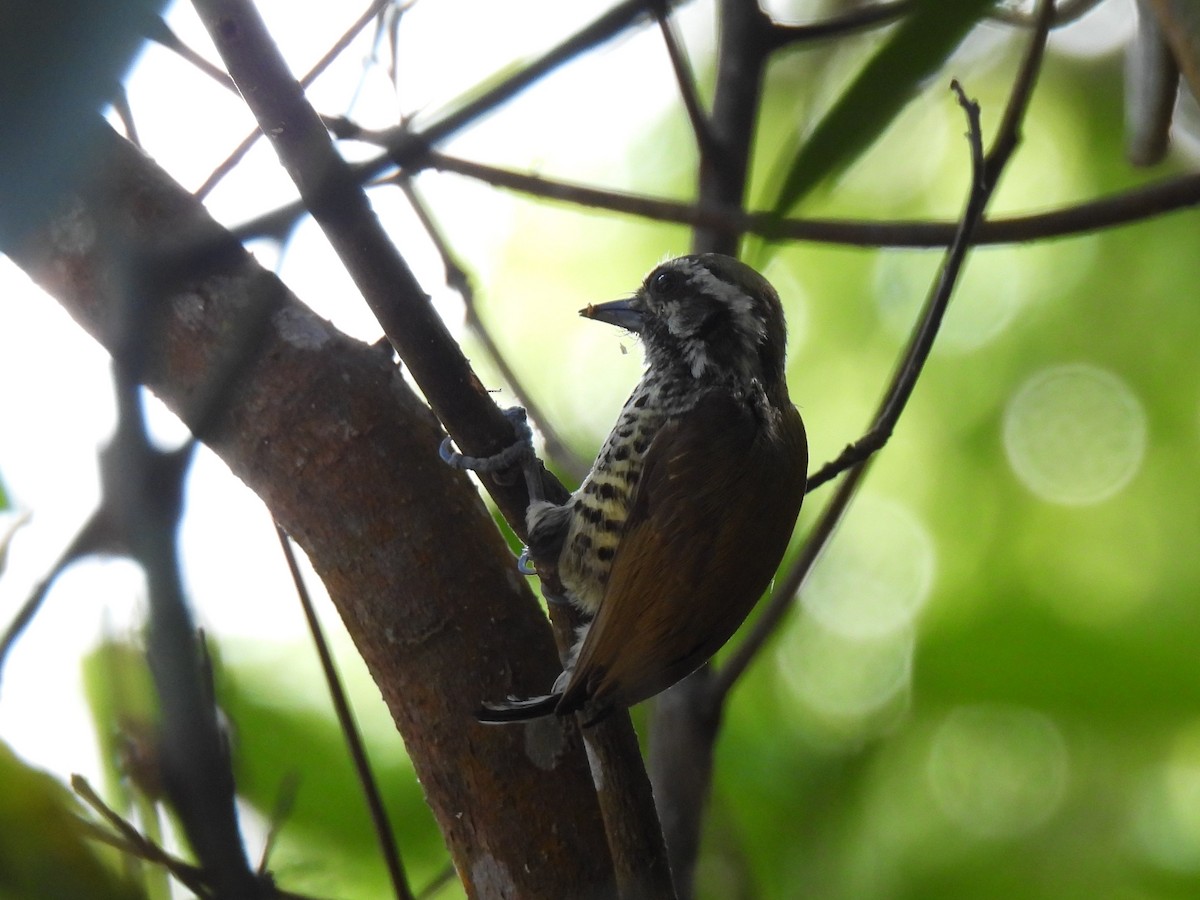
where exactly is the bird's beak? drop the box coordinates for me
[580,299,646,334]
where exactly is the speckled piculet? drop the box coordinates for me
[478,253,808,723]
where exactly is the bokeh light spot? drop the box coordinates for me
[1003,363,1147,505]
[1132,722,1200,872]
[926,705,1069,839]
[801,494,936,639]
[875,249,1027,353]
[776,616,913,731]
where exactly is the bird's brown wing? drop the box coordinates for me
[557,392,807,715]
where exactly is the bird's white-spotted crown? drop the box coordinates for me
[636,254,788,389]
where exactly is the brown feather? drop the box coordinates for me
[557,391,807,715]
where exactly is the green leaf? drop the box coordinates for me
[766,0,996,219]
[0,741,146,900]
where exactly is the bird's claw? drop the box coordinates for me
[518,549,567,604]
[439,407,534,474]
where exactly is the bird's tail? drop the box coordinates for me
[477,693,561,723]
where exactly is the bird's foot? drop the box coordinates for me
[439,406,534,475]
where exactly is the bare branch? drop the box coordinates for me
[189,0,671,893]
[716,0,1058,696]
[649,0,718,162]
[393,176,591,481]
[10,118,612,897]
[275,525,414,900]
[767,0,912,49]
[194,0,388,199]
[410,150,1200,248]
[150,15,237,90]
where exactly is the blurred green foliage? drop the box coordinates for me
[765,0,995,216]
[216,643,456,899]
[0,740,145,900]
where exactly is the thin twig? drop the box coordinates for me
[229,0,689,234]
[392,150,1200,249]
[802,90,981,493]
[195,0,389,199]
[73,775,214,896]
[75,774,330,900]
[150,16,237,90]
[257,772,299,876]
[807,0,1054,491]
[714,0,1058,698]
[989,0,1106,27]
[111,86,141,148]
[393,176,590,481]
[649,0,718,162]
[275,524,415,900]
[380,0,687,163]
[0,512,113,684]
[767,0,913,48]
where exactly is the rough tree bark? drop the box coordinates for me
[8,121,619,899]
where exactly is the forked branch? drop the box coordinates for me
[715,0,1057,698]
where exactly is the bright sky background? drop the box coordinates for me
[0,0,710,794]
[0,0,1140,809]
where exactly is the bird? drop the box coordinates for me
[476,253,807,724]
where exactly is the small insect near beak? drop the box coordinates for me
[580,299,646,334]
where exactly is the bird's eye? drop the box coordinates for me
[652,269,687,298]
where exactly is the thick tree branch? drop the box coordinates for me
[191,2,672,895]
[8,121,614,898]
[191,0,549,531]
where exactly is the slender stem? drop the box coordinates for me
[394,176,590,481]
[275,525,414,900]
[194,0,388,199]
[715,0,1058,698]
[374,151,1200,250]
[0,513,110,683]
[192,1,670,894]
[369,0,688,179]
[767,0,912,48]
[150,16,237,90]
[650,0,717,162]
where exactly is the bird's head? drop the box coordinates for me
[581,254,790,395]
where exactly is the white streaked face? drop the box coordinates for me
[636,256,775,383]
